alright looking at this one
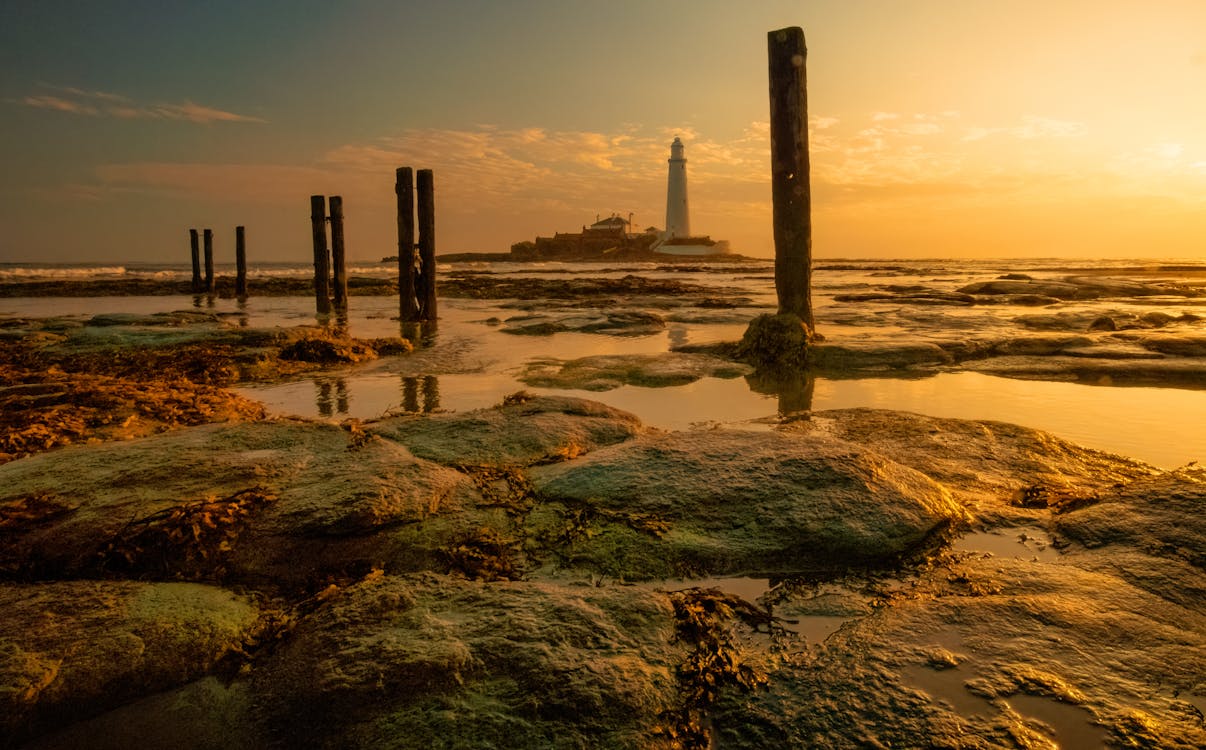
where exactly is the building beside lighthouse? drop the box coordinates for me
[505,136,731,259]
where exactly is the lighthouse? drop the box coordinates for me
[664,136,690,238]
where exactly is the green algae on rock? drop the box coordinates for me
[519,353,752,392]
[0,581,260,744]
[250,573,682,749]
[529,429,967,580]
[368,394,644,466]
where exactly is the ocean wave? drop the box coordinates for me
[0,265,129,280]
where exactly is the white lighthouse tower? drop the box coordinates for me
[664,136,690,238]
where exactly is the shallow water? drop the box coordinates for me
[5,258,1205,468]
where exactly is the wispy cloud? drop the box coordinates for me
[962,115,1085,142]
[15,85,266,124]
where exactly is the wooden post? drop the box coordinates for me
[310,195,331,315]
[768,26,813,330]
[329,196,347,309]
[396,168,419,321]
[189,229,202,293]
[235,226,247,298]
[202,228,215,294]
[417,169,437,320]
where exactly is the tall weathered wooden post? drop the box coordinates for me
[310,195,331,315]
[396,168,420,321]
[329,196,347,309]
[417,169,438,320]
[202,228,215,294]
[768,26,813,331]
[189,229,202,293]
[235,226,247,299]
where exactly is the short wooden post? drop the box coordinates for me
[189,229,202,293]
[768,26,813,330]
[329,196,347,309]
[310,195,331,315]
[202,228,215,294]
[396,168,419,321]
[235,226,247,299]
[417,169,437,320]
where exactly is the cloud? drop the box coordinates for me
[962,115,1085,142]
[21,95,98,115]
[14,84,265,123]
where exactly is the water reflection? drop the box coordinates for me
[400,320,439,348]
[315,378,350,417]
[668,325,689,348]
[400,375,441,413]
[745,371,816,417]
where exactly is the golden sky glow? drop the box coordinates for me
[2,0,1204,261]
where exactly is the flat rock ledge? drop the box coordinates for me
[519,352,752,392]
[0,581,260,744]
[529,428,968,579]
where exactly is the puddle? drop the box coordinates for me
[644,576,772,603]
[788,614,853,643]
[1007,694,1109,748]
[954,527,1061,563]
[637,577,858,643]
[903,664,994,716]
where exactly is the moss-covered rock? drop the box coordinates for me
[369,394,643,466]
[251,573,682,749]
[0,581,260,744]
[519,353,752,392]
[529,429,966,579]
[734,313,811,372]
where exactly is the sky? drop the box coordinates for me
[1,0,1204,263]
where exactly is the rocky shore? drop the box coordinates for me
[1,266,1204,748]
[3,387,1202,747]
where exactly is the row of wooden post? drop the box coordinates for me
[307,170,437,321]
[189,227,247,297]
[396,167,437,322]
[310,195,346,314]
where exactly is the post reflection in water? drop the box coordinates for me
[400,320,439,348]
[330,309,350,338]
[399,375,442,413]
[745,370,816,418]
[422,375,439,413]
[235,298,249,327]
[315,378,350,418]
[668,325,689,348]
[336,378,349,414]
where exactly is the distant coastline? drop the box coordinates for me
[381,248,759,264]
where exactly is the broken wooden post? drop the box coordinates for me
[202,228,215,294]
[329,196,347,309]
[417,169,438,320]
[189,229,202,293]
[235,226,247,299]
[310,195,331,315]
[768,26,814,331]
[396,167,420,321]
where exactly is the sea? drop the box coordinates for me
[3,257,1205,469]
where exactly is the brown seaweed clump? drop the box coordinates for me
[734,312,814,373]
[0,365,265,464]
